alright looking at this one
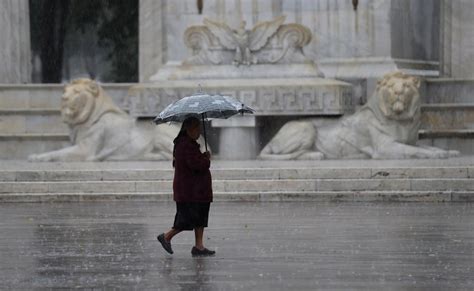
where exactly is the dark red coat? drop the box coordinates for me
[173,135,213,202]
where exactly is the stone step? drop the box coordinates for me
[0,84,131,110]
[421,104,474,130]
[418,129,474,155]
[0,160,472,202]
[0,108,67,134]
[424,78,474,104]
[0,84,63,109]
[0,134,70,159]
[1,178,472,194]
[0,166,471,181]
[0,191,472,203]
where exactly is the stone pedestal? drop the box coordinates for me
[127,78,352,160]
[212,116,258,160]
[0,0,31,83]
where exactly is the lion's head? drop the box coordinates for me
[373,71,421,121]
[61,78,124,126]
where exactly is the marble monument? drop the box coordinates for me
[259,71,460,160]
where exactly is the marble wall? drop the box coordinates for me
[139,0,166,82]
[0,0,31,83]
[440,0,474,78]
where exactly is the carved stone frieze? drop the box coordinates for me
[182,16,313,67]
[126,80,353,118]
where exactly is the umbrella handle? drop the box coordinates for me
[201,113,208,152]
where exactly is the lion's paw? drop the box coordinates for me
[28,154,49,162]
[299,152,324,160]
[448,150,460,158]
[28,154,40,162]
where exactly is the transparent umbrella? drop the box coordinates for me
[153,92,254,151]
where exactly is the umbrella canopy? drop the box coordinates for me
[153,93,254,124]
[153,92,254,152]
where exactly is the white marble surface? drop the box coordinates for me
[141,0,441,81]
[440,0,474,78]
[0,0,31,83]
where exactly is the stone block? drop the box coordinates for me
[0,85,63,109]
[370,167,469,179]
[44,171,103,181]
[0,135,70,159]
[27,87,63,108]
[0,111,67,134]
[0,115,26,133]
[102,170,173,181]
[218,127,258,160]
[451,192,474,202]
[421,105,474,130]
[354,191,452,202]
[135,181,172,192]
[318,179,411,192]
[0,94,28,109]
[212,169,279,180]
[212,116,256,128]
[261,192,355,202]
[47,181,136,194]
[15,171,45,181]
[311,168,371,179]
[0,182,48,193]
[25,113,67,134]
[0,171,16,181]
[418,135,474,155]
[217,179,316,192]
[424,79,474,104]
[468,168,474,178]
[410,179,474,191]
[213,192,260,202]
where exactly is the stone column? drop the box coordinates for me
[139,0,166,82]
[440,0,474,78]
[312,0,440,79]
[0,0,31,83]
[212,116,258,160]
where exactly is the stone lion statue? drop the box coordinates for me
[259,71,460,160]
[28,79,180,162]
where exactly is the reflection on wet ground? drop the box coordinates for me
[0,202,473,290]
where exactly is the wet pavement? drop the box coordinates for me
[0,202,473,290]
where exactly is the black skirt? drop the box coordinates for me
[173,202,210,231]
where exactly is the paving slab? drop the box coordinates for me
[0,201,473,290]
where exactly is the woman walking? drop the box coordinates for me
[157,117,215,256]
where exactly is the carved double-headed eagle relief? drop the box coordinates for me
[203,16,285,66]
[184,15,313,66]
